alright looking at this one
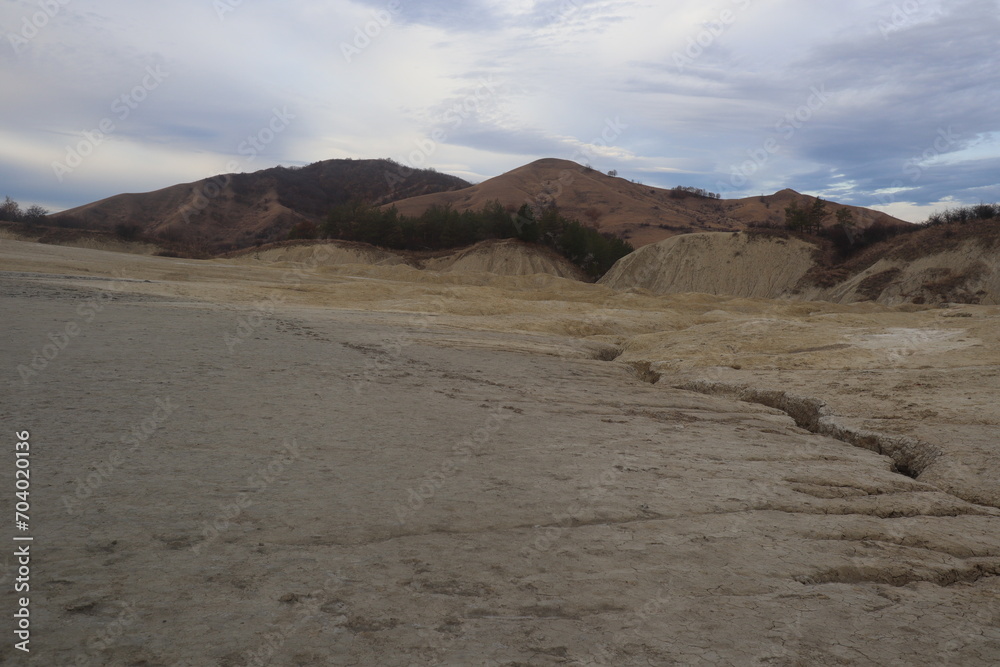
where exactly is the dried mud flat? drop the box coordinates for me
[2,239,999,666]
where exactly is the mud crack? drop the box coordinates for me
[675,380,941,480]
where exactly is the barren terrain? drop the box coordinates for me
[386,159,907,247]
[41,157,907,253]
[2,238,999,665]
[602,229,1000,306]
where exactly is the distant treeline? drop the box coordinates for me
[293,199,634,279]
[777,198,922,257]
[925,203,1000,226]
[670,186,721,199]
[776,198,1000,260]
[0,196,48,223]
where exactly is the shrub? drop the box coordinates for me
[669,186,720,199]
[287,220,319,240]
[23,205,49,225]
[114,223,142,241]
[926,203,1000,226]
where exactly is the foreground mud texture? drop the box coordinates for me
[2,239,999,666]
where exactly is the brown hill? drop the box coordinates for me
[48,159,470,253]
[386,158,907,247]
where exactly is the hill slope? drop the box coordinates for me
[801,221,1000,305]
[599,232,817,299]
[223,237,585,280]
[387,158,907,247]
[49,159,470,252]
[422,238,585,279]
[601,223,1000,305]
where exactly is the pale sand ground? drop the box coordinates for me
[2,239,999,666]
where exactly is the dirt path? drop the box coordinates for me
[2,240,1000,665]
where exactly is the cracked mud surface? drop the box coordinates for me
[3,240,1000,665]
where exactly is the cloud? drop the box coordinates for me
[1,0,996,222]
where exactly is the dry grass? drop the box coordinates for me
[385,159,908,248]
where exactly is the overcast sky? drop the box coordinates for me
[2,0,998,221]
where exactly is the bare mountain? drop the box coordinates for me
[48,159,470,252]
[386,158,908,247]
[45,156,907,254]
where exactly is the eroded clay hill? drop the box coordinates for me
[225,238,584,280]
[601,226,1000,305]
[599,232,817,299]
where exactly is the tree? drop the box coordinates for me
[482,199,516,238]
[835,208,856,234]
[512,204,540,243]
[607,169,618,177]
[287,220,318,240]
[114,223,142,240]
[670,186,720,200]
[0,196,22,222]
[785,198,829,234]
[317,198,632,280]
[807,199,830,233]
[23,205,49,226]
[784,203,808,232]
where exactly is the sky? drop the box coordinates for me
[2,0,999,222]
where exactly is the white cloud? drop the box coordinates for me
[1,0,997,213]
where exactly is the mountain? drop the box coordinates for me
[46,156,908,253]
[386,158,908,247]
[48,159,470,252]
